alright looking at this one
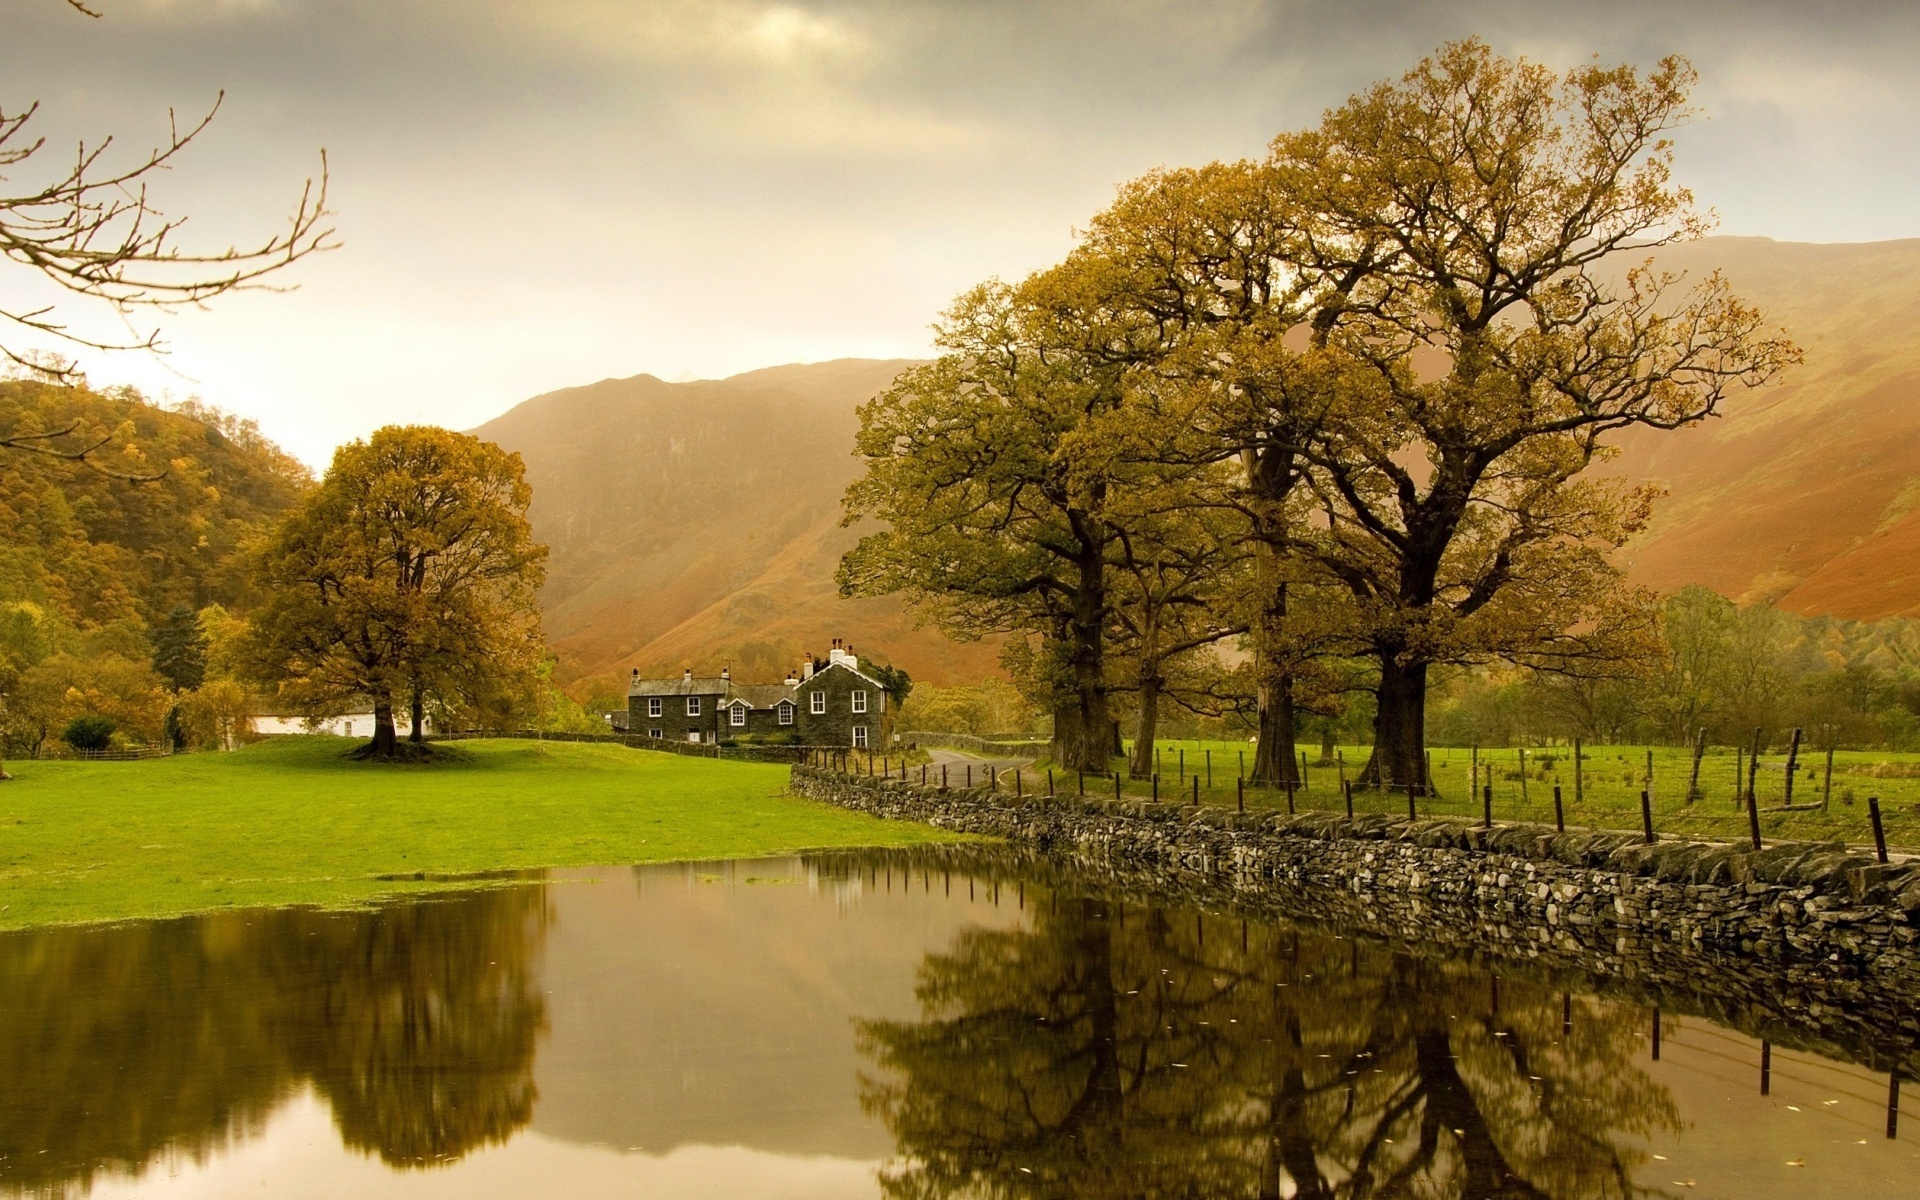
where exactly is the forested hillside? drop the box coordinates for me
[0,380,311,751]
[0,380,310,628]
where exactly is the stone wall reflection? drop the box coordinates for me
[0,887,548,1196]
[859,895,1679,1200]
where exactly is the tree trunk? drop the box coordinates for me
[1049,532,1112,773]
[369,697,399,758]
[1317,723,1336,766]
[1244,445,1300,788]
[1130,673,1161,779]
[1251,674,1298,787]
[409,688,425,744]
[1362,651,1428,791]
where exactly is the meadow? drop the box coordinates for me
[0,736,963,930]
[1086,739,1920,850]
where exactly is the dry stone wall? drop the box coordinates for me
[791,766,1920,1053]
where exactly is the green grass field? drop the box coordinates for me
[1079,739,1920,851]
[0,736,964,930]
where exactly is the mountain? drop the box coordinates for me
[1608,237,1920,617]
[470,360,1002,689]
[483,238,1920,692]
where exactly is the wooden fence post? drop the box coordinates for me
[1553,783,1565,833]
[1573,738,1583,807]
[1344,779,1354,819]
[1784,727,1803,805]
[1870,796,1889,863]
[1687,728,1706,803]
[1640,789,1655,844]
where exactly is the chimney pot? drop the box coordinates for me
[721,666,731,681]
[683,666,692,681]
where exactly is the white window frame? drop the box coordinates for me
[851,690,868,714]
[686,696,701,716]
[730,704,747,727]
[809,691,825,715]
[777,702,794,726]
[852,725,868,748]
[648,728,662,739]
[648,697,662,718]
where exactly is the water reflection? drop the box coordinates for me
[1,854,1914,1199]
[860,895,1679,1199]
[0,887,547,1195]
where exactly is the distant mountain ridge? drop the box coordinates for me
[478,236,1920,692]
[1607,236,1920,617]
[471,359,1001,688]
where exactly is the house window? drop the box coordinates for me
[649,728,662,739]
[686,696,701,716]
[851,690,868,714]
[810,691,825,715]
[730,705,747,727]
[648,697,663,717]
[777,702,794,726]
[852,725,869,748]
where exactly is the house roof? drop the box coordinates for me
[724,683,799,709]
[807,658,890,691]
[629,677,731,697]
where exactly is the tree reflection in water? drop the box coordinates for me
[0,886,547,1195]
[859,893,1679,1199]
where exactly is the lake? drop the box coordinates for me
[2,848,1915,1199]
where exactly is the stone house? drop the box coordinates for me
[627,639,890,748]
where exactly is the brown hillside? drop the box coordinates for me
[470,360,1002,687]
[1607,236,1920,618]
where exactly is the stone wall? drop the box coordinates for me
[791,765,1920,1056]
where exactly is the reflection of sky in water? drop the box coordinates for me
[3,854,1916,1198]
[82,1091,882,1200]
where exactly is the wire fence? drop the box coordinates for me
[808,742,1913,860]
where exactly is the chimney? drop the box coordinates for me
[786,669,798,685]
[630,668,639,678]
[802,653,815,681]
[721,665,731,681]
[683,666,693,682]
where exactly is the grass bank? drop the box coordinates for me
[0,736,965,930]
[1075,739,1920,849]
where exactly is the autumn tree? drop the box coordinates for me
[1028,162,1358,787]
[840,283,1132,772]
[1257,40,1797,789]
[1101,462,1251,778]
[248,426,547,759]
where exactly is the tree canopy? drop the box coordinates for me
[841,39,1796,779]
[247,426,547,759]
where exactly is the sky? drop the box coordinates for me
[3,0,1919,466]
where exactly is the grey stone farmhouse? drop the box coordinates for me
[627,640,890,748]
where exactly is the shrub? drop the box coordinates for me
[63,714,118,751]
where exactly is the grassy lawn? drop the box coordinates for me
[0,736,965,930]
[1076,739,1920,850]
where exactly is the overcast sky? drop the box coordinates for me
[4,0,1918,465]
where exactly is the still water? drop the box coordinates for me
[2,850,1915,1199]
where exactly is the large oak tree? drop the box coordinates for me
[248,426,546,758]
[1267,41,1796,788]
